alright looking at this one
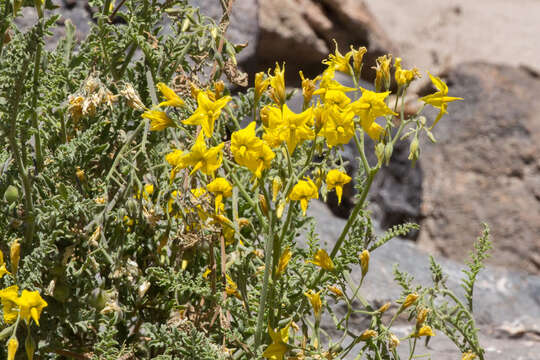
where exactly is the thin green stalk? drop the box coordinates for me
[311,167,377,288]
[30,21,44,172]
[254,201,274,349]
[353,130,370,175]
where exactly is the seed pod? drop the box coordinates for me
[25,335,36,360]
[3,185,19,204]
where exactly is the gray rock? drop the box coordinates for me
[306,199,540,359]
[417,63,540,274]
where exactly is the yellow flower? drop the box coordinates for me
[412,325,435,338]
[183,91,231,137]
[327,285,344,298]
[206,177,232,214]
[262,104,314,153]
[288,178,319,216]
[420,73,463,129]
[0,250,11,279]
[359,329,378,341]
[313,67,356,100]
[68,95,84,121]
[351,88,396,141]
[350,45,367,75]
[269,63,286,106]
[142,109,175,131]
[304,290,322,320]
[254,72,270,102]
[262,323,290,360]
[416,307,430,326]
[462,351,477,360]
[231,122,263,168]
[325,169,352,204]
[135,183,154,200]
[389,333,400,348]
[322,41,353,75]
[177,132,224,176]
[276,247,292,279]
[299,71,320,107]
[308,249,334,271]
[0,285,19,324]
[10,239,20,275]
[17,290,48,326]
[324,90,351,109]
[401,292,419,310]
[359,249,370,277]
[167,190,181,217]
[394,58,420,89]
[164,149,185,181]
[225,274,241,299]
[272,177,282,202]
[157,82,184,107]
[372,54,392,92]
[377,302,391,313]
[7,337,18,360]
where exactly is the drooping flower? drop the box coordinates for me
[401,292,419,310]
[325,169,351,205]
[157,82,184,107]
[17,290,48,326]
[327,285,344,298]
[304,290,322,321]
[275,247,292,279]
[288,178,319,216]
[206,177,232,213]
[0,285,19,324]
[420,73,463,129]
[183,91,231,137]
[165,149,185,181]
[307,249,335,271]
[411,325,435,338]
[262,323,291,360]
[0,250,11,278]
[175,132,224,176]
[142,109,175,131]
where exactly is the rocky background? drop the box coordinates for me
[16,0,540,358]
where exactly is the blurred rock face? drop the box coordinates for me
[418,63,540,274]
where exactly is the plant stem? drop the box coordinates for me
[30,21,44,172]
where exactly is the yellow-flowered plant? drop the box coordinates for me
[0,1,483,358]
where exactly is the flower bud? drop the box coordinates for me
[359,249,369,277]
[384,143,393,166]
[373,54,392,92]
[401,292,419,310]
[7,337,18,360]
[259,194,268,215]
[10,239,20,275]
[416,307,430,326]
[359,329,378,341]
[276,200,286,219]
[272,177,282,202]
[181,18,191,32]
[327,285,344,298]
[408,136,420,164]
[377,302,391,314]
[375,142,385,165]
[389,333,400,348]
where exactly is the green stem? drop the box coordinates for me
[254,200,274,349]
[353,130,370,175]
[30,21,44,172]
[311,167,378,288]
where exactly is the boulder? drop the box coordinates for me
[417,63,540,274]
